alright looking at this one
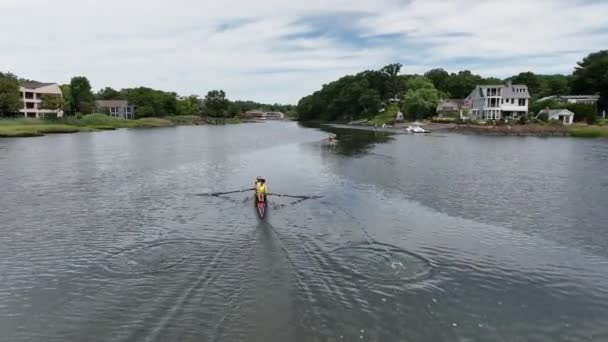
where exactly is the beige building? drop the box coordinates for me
[19,82,64,118]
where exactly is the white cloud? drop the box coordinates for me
[1,0,607,103]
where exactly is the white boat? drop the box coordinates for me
[406,124,430,134]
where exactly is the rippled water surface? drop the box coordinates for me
[1,122,608,341]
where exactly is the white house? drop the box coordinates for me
[538,109,574,125]
[19,81,64,119]
[465,81,530,121]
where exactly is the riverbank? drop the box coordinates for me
[325,121,608,138]
[0,115,242,138]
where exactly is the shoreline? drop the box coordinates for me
[0,115,244,138]
[324,122,608,138]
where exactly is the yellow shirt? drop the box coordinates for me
[256,182,267,194]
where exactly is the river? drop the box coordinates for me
[1,121,608,341]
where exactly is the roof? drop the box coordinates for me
[19,81,57,89]
[95,100,130,107]
[538,95,600,102]
[539,109,574,116]
[437,99,463,110]
[475,84,531,99]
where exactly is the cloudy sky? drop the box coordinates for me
[2,0,607,103]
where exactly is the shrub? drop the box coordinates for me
[431,117,457,124]
[80,113,122,127]
[537,112,549,122]
[518,116,528,125]
[548,119,563,126]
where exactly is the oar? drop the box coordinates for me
[267,193,323,200]
[197,188,254,197]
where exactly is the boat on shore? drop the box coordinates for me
[406,123,430,134]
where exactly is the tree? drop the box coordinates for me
[40,94,64,110]
[227,102,241,117]
[445,70,483,99]
[60,85,73,115]
[529,99,561,115]
[402,87,440,121]
[204,90,229,117]
[122,87,178,117]
[406,76,436,91]
[424,68,450,94]
[381,63,402,99]
[0,72,21,116]
[69,76,95,115]
[572,50,608,112]
[565,103,598,124]
[510,72,541,96]
[96,87,123,100]
[358,88,381,115]
[176,95,202,116]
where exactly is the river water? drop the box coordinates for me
[1,122,608,341]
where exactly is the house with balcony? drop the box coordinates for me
[19,81,64,119]
[465,81,530,121]
[95,100,135,119]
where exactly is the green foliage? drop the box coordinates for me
[204,90,229,117]
[518,115,528,125]
[568,126,608,138]
[381,63,402,98]
[359,88,382,115]
[572,50,608,110]
[69,76,95,115]
[96,87,123,100]
[176,95,202,116]
[167,115,204,125]
[370,104,399,126]
[296,64,408,121]
[0,72,21,116]
[530,99,561,114]
[537,112,549,122]
[507,72,572,99]
[406,76,435,91]
[444,70,484,99]
[122,87,177,117]
[431,117,457,123]
[60,85,72,115]
[402,87,440,121]
[564,103,597,123]
[40,94,63,110]
[424,69,450,93]
[226,102,241,117]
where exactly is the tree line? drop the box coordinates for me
[297,50,608,122]
[0,74,294,118]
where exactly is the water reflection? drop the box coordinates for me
[299,122,393,156]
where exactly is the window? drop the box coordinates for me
[26,102,35,109]
[518,99,526,106]
[25,92,34,99]
[511,99,515,104]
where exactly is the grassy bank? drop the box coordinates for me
[0,114,245,138]
[568,126,608,138]
[369,104,400,126]
[0,122,93,137]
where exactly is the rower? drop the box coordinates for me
[255,177,267,203]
